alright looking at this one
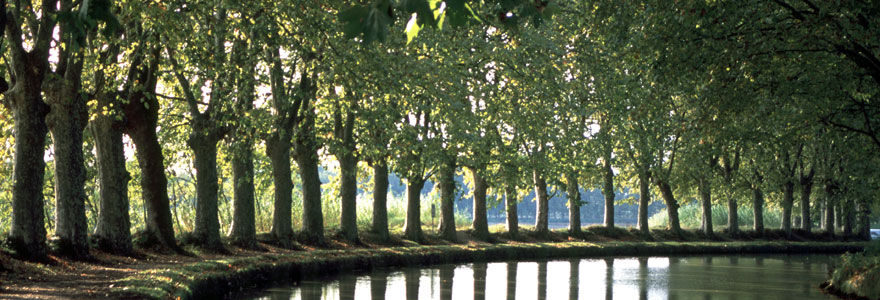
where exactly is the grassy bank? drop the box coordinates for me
[822,241,880,300]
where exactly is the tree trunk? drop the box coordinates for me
[566,173,582,235]
[335,108,358,243]
[506,261,517,300]
[505,185,519,238]
[823,182,835,236]
[122,48,182,253]
[294,124,324,244]
[228,38,257,249]
[843,198,854,237]
[45,65,90,258]
[698,177,713,236]
[602,149,615,229]
[189,125,224,250]
[438,158,457,241]
[471,166,490,240]
[403,178,426,241]
[781,181,794,237]
[637,169,650,236]
[7,64,51,261]
[800,179,814,232]
[371,160,390,241]
[266,134,293,244]
[91,100,132,254]
[533,169,549,235]
[229,131,257,248]
[857,197,871,240]
[656,179,680,235]
[753,187,765,235]
[338,155,358,242]
[727,197,738,235]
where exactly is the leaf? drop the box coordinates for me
[405,13,421,45]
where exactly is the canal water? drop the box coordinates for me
[235,254,838,300]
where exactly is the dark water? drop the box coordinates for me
[236,255,838,300]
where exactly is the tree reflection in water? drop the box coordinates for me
[240,255,836,300]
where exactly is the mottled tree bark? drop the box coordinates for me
[505,185,519,238]
[371,160,390,241]
[45,55,90,258]
[602,149,615,228]
[123,49,182,253]
[800,172,815,232]
[857,197,871,240]
[228,38,258,249]
[699,177,713,236]
[781,180,794,237]
[656,179,680,235]
[823,181,835,236]
[334,107,358,243]
[843,198,854,237]
[753,187,765,234]
[189,126,224,250]
[403,178,426,242]
[637,169,650,236]
[566,173,582,235]
[470,166,490,240]
[91,98,132,254]
[437,158,457,241]
[533,170,550,235]
[266,135,293,244]
[4,3,52,260]
[294,113,324,244]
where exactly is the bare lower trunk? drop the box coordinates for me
[823,182,835,236]
[602,153,615,228]
[438,158,457,241]
[91,106,132,254]
[266,135,293,243]
[727,197,738,235]
[471,167,490,240]
[800,180,813,232]
[45,72,90,258]
[126,124,182,252]
[338,155,358,242]
[698,178,713,236]
[295,137,324,244]
[656,179,680,235]
[753,187,765,234]
[505,185,519,237]
[781,181,794,237]
[637,170,650,236]
[190,130,224,250]
[229,133,256,248]
[857,197,871,240]
[403,179,426,241]
[533,170,549,235]
[123,51,182,253]
[7,77,51,260]
[566,173,582,235]
[843,198,854,237]
[371,160,390,241]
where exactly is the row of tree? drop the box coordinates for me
[1,0,878,261]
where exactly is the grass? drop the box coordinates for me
[823,240,880,299]
[649,202,783,229]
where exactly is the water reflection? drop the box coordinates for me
[239,255,837,300]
